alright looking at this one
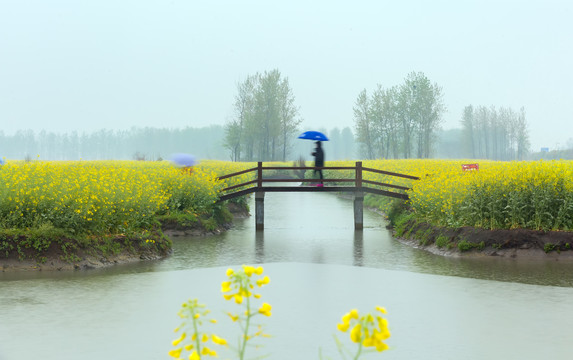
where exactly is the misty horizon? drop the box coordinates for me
[1,1,571,152]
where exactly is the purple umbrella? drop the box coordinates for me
[170,153,197,167]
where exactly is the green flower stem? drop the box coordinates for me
[239,295,252,360]
[353,340,364,360]
[192,308,201,356]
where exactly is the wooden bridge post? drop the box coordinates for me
[255,162,264,231]
[354,161,364,230]
[255,191,265,231]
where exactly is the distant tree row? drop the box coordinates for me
[461,105,530,160]
[0,125,359,162]
[224,69,302,162]
[0,126,227,161]
[353,72,446,159]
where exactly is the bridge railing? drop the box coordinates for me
[217,161,419,202]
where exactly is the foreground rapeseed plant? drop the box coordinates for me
[222,265,271,359]
[335,307,391,359]
[169,299,227,360]
[169,266,390,359]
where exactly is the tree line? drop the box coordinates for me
[2,67,536,162]
[460,105,530,160]
[0,125,358,162]
[0,126,227,161]
[224,69,302,162]
[353,71,446,159]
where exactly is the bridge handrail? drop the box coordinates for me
[221,179,258,192]
[361,179,411,191]
[217,166,258,180]
[258,166,356,171]
[362,166,420,180]
[217,161,419,198]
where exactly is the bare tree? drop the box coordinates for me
[353,89,375,159]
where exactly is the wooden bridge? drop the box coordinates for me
[217,161,419,231]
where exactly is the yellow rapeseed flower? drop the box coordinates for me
[172,333,186,346]
[168,348,182,358]
[211,334,227,346]
[258,302,272,317]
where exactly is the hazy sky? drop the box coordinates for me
[1,0,571,151]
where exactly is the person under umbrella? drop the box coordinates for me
[312,141,325,187]
[297,131,328,187]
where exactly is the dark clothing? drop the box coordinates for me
[312,143,325,183]
[312,145,324,167]
[313,167,323,181]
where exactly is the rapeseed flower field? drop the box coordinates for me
[323,159,573,231]
[0,160,253,237]
[1,158,571,240]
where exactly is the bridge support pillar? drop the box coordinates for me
[255,191,265,231]
[354,191,364,230]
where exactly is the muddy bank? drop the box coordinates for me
[1,202,251,272]
[1,249,166,272]
[388,215,573,261]
[0,233,171,272]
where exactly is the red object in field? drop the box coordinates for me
[462,163,479,171]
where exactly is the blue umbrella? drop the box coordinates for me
[298,131,329,141]
[170,153,197,167]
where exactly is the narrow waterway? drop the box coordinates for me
[1,191,573,360]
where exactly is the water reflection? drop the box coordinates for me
[255,231,265,263]
[353,230,363,267]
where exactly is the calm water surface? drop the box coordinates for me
[1,191,573,360]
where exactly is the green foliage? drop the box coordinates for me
[435,235,449,248]
[157,211,199,229]
[544,243,557,253]
[200,218,218,232]
[212,203,233,225]
[392,211,416,238]
[384,199,408,224]
[0,240,14,257]
[415,228,433,246]
[0,225,69,260]
[457,239,486,252]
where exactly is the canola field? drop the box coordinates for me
[0,160,254,236]
[324,159,573,231]
[1,159,572,236]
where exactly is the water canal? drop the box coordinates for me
[1,191,573,360]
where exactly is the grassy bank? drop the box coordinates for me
[326,159,573,255]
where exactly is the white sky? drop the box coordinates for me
[1,0,571,151]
